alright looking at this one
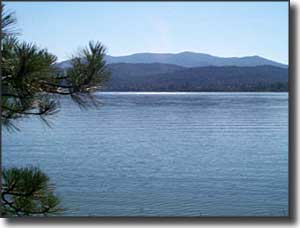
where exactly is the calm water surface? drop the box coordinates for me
[2,92,288,216]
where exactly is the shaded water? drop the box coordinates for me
[2,92,288,216]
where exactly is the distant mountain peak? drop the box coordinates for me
[104,52,287,68]
[56,52,287,69]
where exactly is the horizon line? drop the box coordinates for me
[58,51,288,65]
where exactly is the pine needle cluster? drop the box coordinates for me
[1,4,110,216]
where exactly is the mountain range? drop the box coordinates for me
[105,52,287,68]
[56,52,288,92]
[57,51,287,69]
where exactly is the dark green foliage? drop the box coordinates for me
[1,4,110,216]
[1,5,110,130]
[1,167,62,216]
[1,38,110,129]
[101,63,288,92]
[1,37,59,129]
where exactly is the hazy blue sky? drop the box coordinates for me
[5,1,288,63]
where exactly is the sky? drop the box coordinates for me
[5,1,288,63]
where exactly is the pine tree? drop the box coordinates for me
[1,167,62,216]
[1,4,110,216]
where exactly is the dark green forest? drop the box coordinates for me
[102,64,288,92]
